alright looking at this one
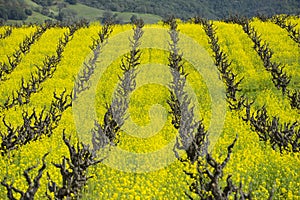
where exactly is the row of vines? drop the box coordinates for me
[0,14,299,199]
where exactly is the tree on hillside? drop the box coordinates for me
[57,8,78,21]
[65,0,77,5]
[32,0,53,6]
[57,2,67,12]
[101,11,123,24]
[0,6,8,20]
[130,14,138,23]
[0,0,29,20]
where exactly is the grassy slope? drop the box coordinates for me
[6,0,162,24]
[64,3,162,23]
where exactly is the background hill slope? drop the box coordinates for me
[0,0,299,24]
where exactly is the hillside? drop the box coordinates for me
[1,0,162,24]
[1,0,299,24]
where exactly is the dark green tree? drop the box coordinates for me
[65,0,77,5]
[130,14,138,23]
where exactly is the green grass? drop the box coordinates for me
[23,0,41,7]
[63,3,162,24]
